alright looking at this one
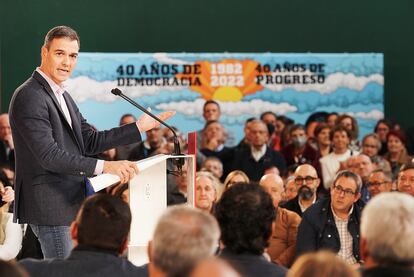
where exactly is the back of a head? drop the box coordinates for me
[361,192,414,266]
[287,251,360,277]
[76,194,131,252]
[215,183,276,255]
[152,205,220,277]
[190,258,240,277]
[0,260,28,277]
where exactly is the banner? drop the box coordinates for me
[67,53,383,142]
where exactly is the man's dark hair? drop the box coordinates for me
[330,125,352,141]
[289,124,305,136]
[44,26,80,49]
[214,183,276,255]
[260,111,277,121]
[76,194,131,252]
[203,100,220,111]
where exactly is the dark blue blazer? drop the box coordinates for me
[9,71,141,225]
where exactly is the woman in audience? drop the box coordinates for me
[374,119,393,155]
[319,126,357,189]
[195,171,220,213]
[223,170,249,191]
[384,130,411,179]
[337,114,360,152]
[287,251,360,277]
[0,171,22,261]
[314,123,331,157]
[361,133,382,158]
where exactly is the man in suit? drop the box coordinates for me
[19,194,147,277]
[9,25,174,259]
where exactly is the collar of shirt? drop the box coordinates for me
[251,144,267,162]
[331,204,354,222]
[298,194,317,212]
[36,67,66,96]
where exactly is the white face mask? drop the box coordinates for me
[292,136,307,148]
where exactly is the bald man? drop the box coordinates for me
[281,164,320,217]
[260,174,301,267]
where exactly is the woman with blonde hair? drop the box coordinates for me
[223,170,249,191]
[287,251,360,277]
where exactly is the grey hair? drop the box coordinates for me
[151,205,220,277]
[284,175,296,190]
[196,171,221,193]
[333,170,362,193]
[361,192,414,265]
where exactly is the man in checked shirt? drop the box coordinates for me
[296,170,363,265]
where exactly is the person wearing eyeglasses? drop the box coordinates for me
[397,162,414,197]
[366,169,392,198]
[281,164,320,217]
[296,170,363,265]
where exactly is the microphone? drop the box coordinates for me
[111,88,184,174]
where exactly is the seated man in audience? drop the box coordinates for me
[360,192,414,277]
[281,124,319,168]
[397,162,414,197]
[202,156,224,181]
[128,126,166,161]
[366,169,392,198]
[296,170,363,265]
[260,174,301,267]
[281,164,320,217]
[231,120,286,181]
[348,154,374,203]
[115,114,140,160]
[0,114,15,170]
[19,194,147,277]
[148,205,220,277]
[197,100,235,148]
[215,183,287,277]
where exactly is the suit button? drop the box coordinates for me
[327,234,332,238]
[80,171,85,175]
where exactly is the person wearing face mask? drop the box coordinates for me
[281,164,321,217]
[281,124,319,168]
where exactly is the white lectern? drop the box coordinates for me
[89,154,195,266]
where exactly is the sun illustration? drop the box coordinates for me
[175,59,264,101]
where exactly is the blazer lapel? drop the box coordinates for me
[32,71,83,152]
[63,92,85,152]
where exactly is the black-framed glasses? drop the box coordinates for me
[333,184,356,197]
[295,176,317,185]
[367,181,389,187]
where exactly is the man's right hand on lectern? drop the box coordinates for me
[103,160,138,184]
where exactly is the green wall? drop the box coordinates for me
[1,0,413,128]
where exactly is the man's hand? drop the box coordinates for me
[103,160,138,184]
[136,109,175,132]
[1,186,14,203]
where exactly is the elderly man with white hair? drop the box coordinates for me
[148,205,220,277]
[360,192,414,277]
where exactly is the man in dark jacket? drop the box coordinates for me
[19,194,147,277]
[215,183,287,277]
[296,170,363,265]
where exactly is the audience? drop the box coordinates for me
[231,119,286,181]
[361,133,381,158]
[215,183,287,277]
[19,194,147,277]
[260,174,301,267]
[282,164,320,217]
[223,170,250,191]
[283,176,298,202]
[0,114,15,170]
[384,130,411,179]
[190,258,240,277]
[115,114,140,160]
[297,170,363,265]
[195,171,220,213]
[397,162,414,197]
[360,192,414,277]
[129,126,166,161]
[201,156,224,181]
[366,169,393,198]
[148,205,220,277]
[0,170,21,261]
[374,119,393,156]
[347,154,374,203]
[287,251,360,277]
[320,126,357,190]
